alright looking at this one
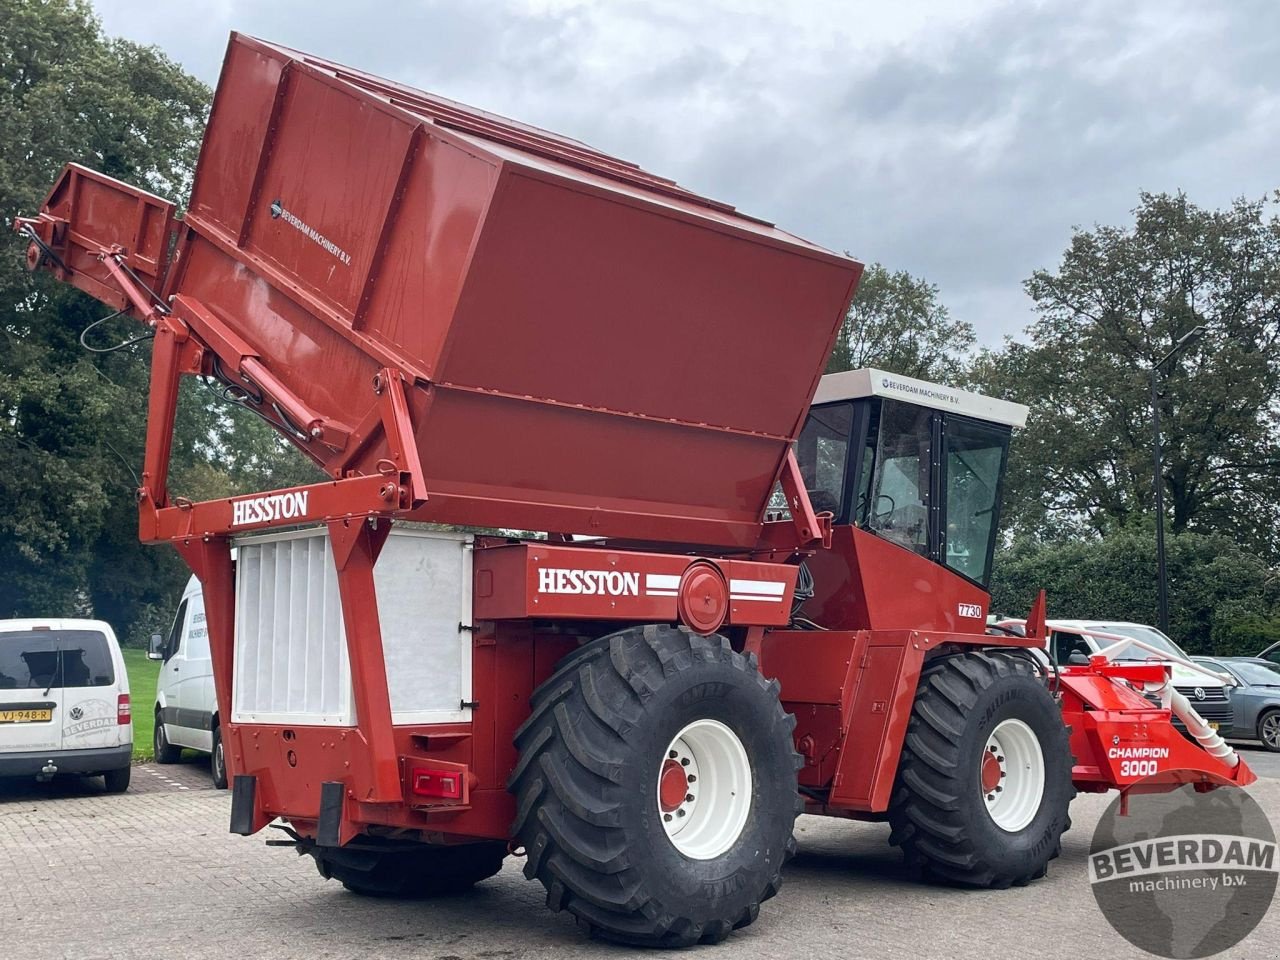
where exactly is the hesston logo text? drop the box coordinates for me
[538,568,640,597]
[230,491,309,527]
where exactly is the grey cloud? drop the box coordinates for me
[92,0,1280,344]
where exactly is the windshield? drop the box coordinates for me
[0,630,116,689]
[1085,623,1186,660]
[1230,661,1280,686]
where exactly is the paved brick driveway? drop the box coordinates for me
[2,752,1279,959]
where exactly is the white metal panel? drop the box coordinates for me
[376,530,473,724]
[233,531,353,726]
[231,527,472,727]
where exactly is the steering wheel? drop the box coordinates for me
[869,493,896,524]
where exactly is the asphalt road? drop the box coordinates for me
[3,746,1280,960]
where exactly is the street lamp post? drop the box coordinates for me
[1150,325,1206,634]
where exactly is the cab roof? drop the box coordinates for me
[813,368,1029,429]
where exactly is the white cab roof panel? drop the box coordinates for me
[813,368,1029,428]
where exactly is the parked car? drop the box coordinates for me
[1257,641,1280,666]
[150,576,225,788]
[1193,656,1280,752]
[0,618,133,791]
[997,618,1235,735]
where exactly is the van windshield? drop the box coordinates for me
[0,630,116,689]
[1087,624,1186,661]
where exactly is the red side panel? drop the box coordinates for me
[805,526,993,632]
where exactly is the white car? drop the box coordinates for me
[0,618,133,791]
[1044,619,1234,735]
[150,576,226,788]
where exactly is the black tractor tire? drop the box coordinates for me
[210,724,228,790]
[888,649,1074,888]
[153,714,181,764]
[103,766,131,793]
[310,838,507,897]
[508,624,801,948]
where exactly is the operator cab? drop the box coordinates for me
[795,369,1028,588]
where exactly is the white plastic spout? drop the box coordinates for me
[1147,678,1238,768]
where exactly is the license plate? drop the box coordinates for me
[0,708,53,723]
[1209,722,1219,731]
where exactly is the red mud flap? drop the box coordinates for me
[1059,662,1257,795]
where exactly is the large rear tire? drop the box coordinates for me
[508,625,801,947]
[310,838,507,898]
[888,650,1074,888]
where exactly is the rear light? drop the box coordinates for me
[117,693,131,725]
[410,766,462,800]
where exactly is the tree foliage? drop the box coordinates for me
[990,529,1280,656]
[972,192,1280,558]
[826,262,976,379]
[1,0,316,642]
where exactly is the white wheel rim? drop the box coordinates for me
[1263,716,1280,748]
[981,718,1045,832]
[657,719,752,860]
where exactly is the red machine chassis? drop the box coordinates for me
[16,159,1253,847]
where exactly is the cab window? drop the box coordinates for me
[795,402,853,516]
[942,418,1009,586]
[165,600,188,662]
[865,401,933,557]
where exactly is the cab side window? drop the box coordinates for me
[165,599,188,662]
[795,402,854,518]
[942,418,1009,586]
[865,401,933,557]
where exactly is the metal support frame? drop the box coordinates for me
[328,517,401,804]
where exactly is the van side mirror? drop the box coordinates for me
[148,634,164,661]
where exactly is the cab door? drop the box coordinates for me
[0,628,64,755]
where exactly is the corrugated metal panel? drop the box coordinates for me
[232,527,471,726]
[234,531,352,725]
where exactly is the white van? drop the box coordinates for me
[150,575,225,788]
[1046,619,1235,735]
[0,618,133,791]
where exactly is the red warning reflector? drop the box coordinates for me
[410,767,463,800]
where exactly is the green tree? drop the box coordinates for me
[990,529,1280,655]
[973,192,1280,557]
[1,1,316,641]
[826,263,976,379]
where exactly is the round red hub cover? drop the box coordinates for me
[659,759,689,811]
[677,563,729,635]
[981,750,1003,794]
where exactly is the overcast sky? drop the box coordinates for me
[93,0,1280,345]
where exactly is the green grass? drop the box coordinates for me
[122,647,159,761]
